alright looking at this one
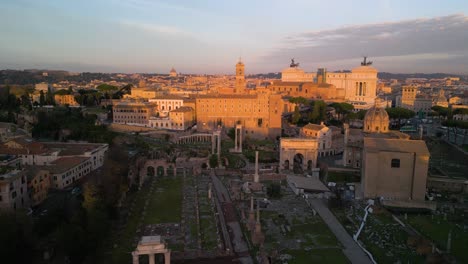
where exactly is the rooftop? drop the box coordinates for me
[39,156,90,174]
[364,137,429,155]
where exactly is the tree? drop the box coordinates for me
[292,106,301,124]
[227,128,235,140]
[308,100,327,123]
[431,106,449,119]
[288,96,308,105]
[330,102,354,120]
[267,183,281,198]
[385,107,415,128]
[39,90,45,106]
[209,154,219,168]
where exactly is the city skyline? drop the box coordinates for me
[1,0,468,74]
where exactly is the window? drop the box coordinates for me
[391,159,400,168]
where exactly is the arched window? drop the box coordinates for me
[359,82,363,96]
[391,159,400,168]
[363,82,367,96]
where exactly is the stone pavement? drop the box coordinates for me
[308,199,373,264]
[210,171,253,264]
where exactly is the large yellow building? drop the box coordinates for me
[54,94,79,106]
[195,93,283,139]
[113,101,157,126]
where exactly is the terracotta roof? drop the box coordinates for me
[271,81,303,86]
[42,142,106,156]
[303,123,326,131]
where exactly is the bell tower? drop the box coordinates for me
[235,58,246,92]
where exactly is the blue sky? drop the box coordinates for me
[0,0,467,74]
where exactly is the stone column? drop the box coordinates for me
[211,135,215,154]
[149,254,155,264]
[239,127,243,152]
[132,252,139,264]
[254,151,259,183]
[164,252,171,264]
[234,127,238,151]
[217,133,221,159]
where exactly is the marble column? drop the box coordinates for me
[234,127,238,151]
[239,127,243,152]
[217,134,221,159]
[149,254,155,264]
[254,151,259,183]
[132,253,139,264]
[164,252,171,264]
[211,135,215,154]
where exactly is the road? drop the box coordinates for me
[210,170,253,264]
[308,199,373,264]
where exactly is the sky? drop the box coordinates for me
[0,0,467,74]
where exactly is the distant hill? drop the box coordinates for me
[377,72,465,81]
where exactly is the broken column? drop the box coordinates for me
[254,151,259,183]
[248,195,255,230]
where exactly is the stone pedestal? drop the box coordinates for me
[132,236,171,264]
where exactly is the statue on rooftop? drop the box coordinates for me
[361,56,373,66]
[290,58,300,68]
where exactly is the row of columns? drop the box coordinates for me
[132,252,170,264]
[177,134,212,144]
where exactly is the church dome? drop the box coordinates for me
[363,104,389,133]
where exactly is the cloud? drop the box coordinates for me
[119,20,190,36]
[261,14,468,73]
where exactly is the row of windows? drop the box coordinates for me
[114,109,148,113]
[151,122,184,128]
[115,116,147,120]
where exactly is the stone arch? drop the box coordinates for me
[279,138,318,175]
[147,166,155,177]
[293,153,304,174]
[157,166,165,177]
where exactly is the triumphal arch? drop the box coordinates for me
[279,138,318,173]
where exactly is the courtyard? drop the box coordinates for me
[260,187,349,264]
[331,202,426,264]
[426,138,468,179]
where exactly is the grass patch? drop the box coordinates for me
[108,181,152,264]
[407,214,468,263]
[285,248,349,264]
[144,177,183,224]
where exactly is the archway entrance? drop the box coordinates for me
[293,153,304,174]
[157,166,165,177]
[147,166,155,177]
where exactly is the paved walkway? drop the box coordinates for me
[210,170,253,264]
[308,199,372,264]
